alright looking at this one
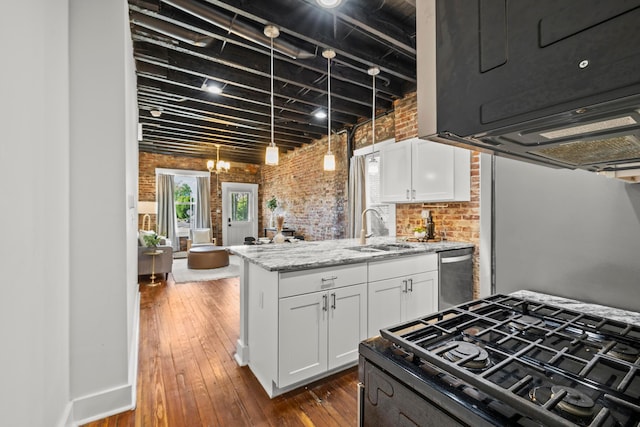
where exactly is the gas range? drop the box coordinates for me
[358,294,640,426]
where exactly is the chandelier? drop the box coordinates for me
[207,144,230,174]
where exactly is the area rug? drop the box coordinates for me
[171,254,240,284]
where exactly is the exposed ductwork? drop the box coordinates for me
[161,0,316,59]
[130,11,214,47]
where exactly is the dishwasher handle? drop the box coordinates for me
[440,254,472,264]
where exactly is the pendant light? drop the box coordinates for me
[264,25,280,165]
[323,48,336,171]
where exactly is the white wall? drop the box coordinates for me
[69,0,139,423]
[493,157,640,312]
[0,1,139,426]
[0,0,71,426]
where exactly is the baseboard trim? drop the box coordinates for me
[58,401,74,427]
[70,290,141,426]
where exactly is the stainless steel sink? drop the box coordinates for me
[346,243,413,253]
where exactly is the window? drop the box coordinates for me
[230,191,250,222]
[174,175,197,233]
[355,140,396,237]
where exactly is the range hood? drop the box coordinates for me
[417,0,640,182]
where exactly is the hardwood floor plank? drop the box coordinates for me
[82,270,358,427]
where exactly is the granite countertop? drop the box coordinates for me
[512,290,640,326]
[228,236,474,272]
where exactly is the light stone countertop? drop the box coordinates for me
[512,290,640,326]
[228,236,474,272]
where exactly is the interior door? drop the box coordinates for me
[221,182,258,246]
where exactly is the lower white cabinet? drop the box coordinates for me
[245,254,440,397]
[278,283,367,388]
[368,254,438,336]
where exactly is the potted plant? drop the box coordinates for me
[267,196,278,228]
[143,231,162,248]
[413,226,427,239]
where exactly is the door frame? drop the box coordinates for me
[221,182,258,246]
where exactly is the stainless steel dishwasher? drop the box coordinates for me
[438,248,474,309]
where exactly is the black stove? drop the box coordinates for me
[358,294,640,426]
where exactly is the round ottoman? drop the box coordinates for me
[187,246,229,269]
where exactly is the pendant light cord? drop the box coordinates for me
[327,54,331,153]
[371,72,375,153]
[368,66,380,156]
[270,36,275,148]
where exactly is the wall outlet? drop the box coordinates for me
[421,209,430,219]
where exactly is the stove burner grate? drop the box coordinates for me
[529,386,595,418]
[443,341,491,370]
[608,343,639,362]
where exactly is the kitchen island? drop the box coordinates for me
[229,237,473,397]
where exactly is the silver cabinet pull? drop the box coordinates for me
[331,293,336,310]
[402,279,408,293]
[322,294,328,311]
[321,276,338,282]
[408,278,413,292]
[411,189,416,199]
[406,189,410,199]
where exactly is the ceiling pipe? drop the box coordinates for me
[161,0,315,59]
[130,11,213,47]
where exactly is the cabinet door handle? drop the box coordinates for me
[321,276,338,282]
[331,293,336,310]
[408,278,413,293]
[406,189,410,200]
[322,294,328,311]
[411,189,416,199]
[402,279,408,293]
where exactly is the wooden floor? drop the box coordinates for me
[83,267,359,427]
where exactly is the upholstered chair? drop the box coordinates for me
[187,228,215,251]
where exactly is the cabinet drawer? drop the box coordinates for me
[368,254,437,282]
[279,263,367,298]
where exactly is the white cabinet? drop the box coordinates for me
[246,262,367,395]
[278,282,367,388]
[368,254,438,336]
[380,138,470,203]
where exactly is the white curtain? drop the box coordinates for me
[157,174,178,251]
[348,155,366,238]
[195,176,211,229]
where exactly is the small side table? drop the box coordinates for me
[143,249,163,286]
[263,227,296,238]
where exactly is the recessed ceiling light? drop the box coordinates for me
[316,0,343,8]
[314,110,327,119]
[202,79,223,94]
[150,108,163,118]
[206,84,222,94]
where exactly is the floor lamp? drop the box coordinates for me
[138,201,157,231]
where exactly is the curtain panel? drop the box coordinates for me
[348,155,366,238]
[195,176,212,229]
[157,174,179,251]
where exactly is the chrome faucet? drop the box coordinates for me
[360,208,383,244]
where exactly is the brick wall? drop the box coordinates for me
[138,152,261,245]
[261,132,349,241]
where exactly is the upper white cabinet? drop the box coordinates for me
[380,138,470,203]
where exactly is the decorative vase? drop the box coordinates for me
[414,231,426,239]
[274,214,286,243]
[269,211,275,228]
